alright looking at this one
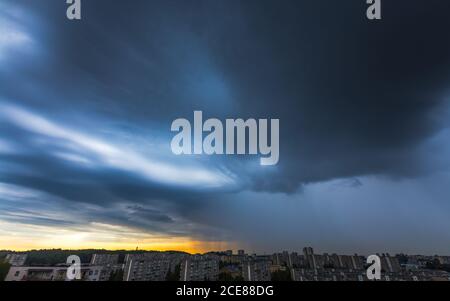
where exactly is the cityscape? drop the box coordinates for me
[2,2,450,292]
[1,248,450,282]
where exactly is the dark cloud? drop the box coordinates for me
[3,0,450,192]
[125,205,174,223]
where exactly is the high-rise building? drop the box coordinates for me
[339,255,355,270]
[303,247,317,270]
[351,254,364,270]
[243,259,271,281]
[378,253,402,273]
[5,253,27,266]
[5,266,105,281]
[90,254,119,266]
[330,254,342,268]
[124,253,185,281]
[180,255,219,281]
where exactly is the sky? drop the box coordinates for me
[1,0,450,255]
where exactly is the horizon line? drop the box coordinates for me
[2,248,450,257]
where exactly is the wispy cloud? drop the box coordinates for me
[0,103,235,188]
[0,12,33,60]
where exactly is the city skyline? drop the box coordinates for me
[3,247,450,282]
[3,247,450,257]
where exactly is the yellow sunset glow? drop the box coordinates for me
[0,220,236,254]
